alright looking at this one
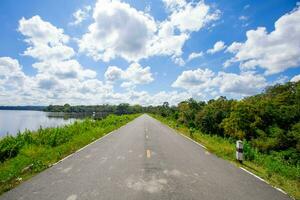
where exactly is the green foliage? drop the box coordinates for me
[243,141,257,161]
[0,136,21,162]
[288,122,300,152]
[196,96,234,135]
[44,103,144,116]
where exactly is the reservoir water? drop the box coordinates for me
[0,110,77,137]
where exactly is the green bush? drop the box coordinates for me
[0,136,20,162]
[243,141,257,161]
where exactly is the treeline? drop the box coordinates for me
[44,103,144,115]
[149,81,300,165]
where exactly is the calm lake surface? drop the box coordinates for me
[0,110,77,137]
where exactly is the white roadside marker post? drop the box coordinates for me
[236,140,243,163]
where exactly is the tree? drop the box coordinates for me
[196,97,234,136]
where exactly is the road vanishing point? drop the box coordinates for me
[0,114,291,200]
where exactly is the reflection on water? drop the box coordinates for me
[0,110,78,137]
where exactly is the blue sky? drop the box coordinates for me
[0,0,299,105]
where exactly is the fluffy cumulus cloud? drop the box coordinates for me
[225,6,300,75]
[105,63,154,88]
[172,68,214,88]
[19,16,75,61]
[0,57,27,91]
[166,1,220,33]
[207,41,226,54]
[19,16,69,46]
[79,0,219,64]
[19,16,97,83]
[291,74,300,82]
[172,68,267,97]
[79,0,157,62]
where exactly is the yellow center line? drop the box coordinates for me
[146,149,151,158]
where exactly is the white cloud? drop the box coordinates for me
[0,14,194,106]
[172,68,214,88]
[0,56,113,105]
[134,90,191,105]
[15,16,103,103]
[225,6,300,75]
[19,16,96,80]
[104,66,123,82]
[291,74,300,82]
[167,1,220,33]
[70,6,91,26]
[187,51,203,61]
[172,68,267,97]
[78,0,219,64]
[123,63,154,85]
[0,57,27,91]
[207,40,226,54]
[105,63,154,87]
[107,90,191,105]
[32,60,96,80]
[19,16,69,46]
[216,71,267,95]
[0,55,186,105]
[19,15,74,61]
[79,0,157,62]
[23,44,75,61]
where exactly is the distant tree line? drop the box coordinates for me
[44,103,144,115]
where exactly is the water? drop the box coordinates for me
[0,110,77,137]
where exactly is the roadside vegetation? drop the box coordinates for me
[0,114,139,194]
[148,81,300,199]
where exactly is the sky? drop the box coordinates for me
[0,0,300,106]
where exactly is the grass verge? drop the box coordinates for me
[0,114,140,195]
[151,114,300,200]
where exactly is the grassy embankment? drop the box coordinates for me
[151,114,300,200]
[0,114,140,195]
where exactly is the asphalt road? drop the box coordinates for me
[1,114,291,200]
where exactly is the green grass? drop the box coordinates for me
[151,114,300,200]
[0,114,140,194]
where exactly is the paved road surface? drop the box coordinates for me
[0,114,291,200]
